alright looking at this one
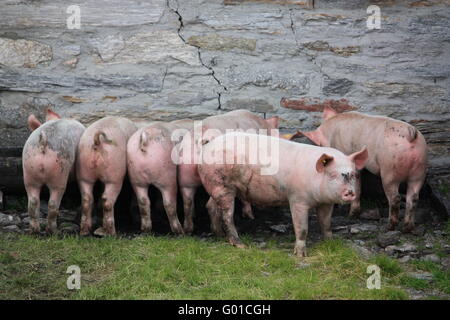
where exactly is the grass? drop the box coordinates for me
[0,233,415,300]
[3,196,27,212]
[402,260,450,294]
[366,254,449,298]
[437,181,449,195]
[369,254,403,277]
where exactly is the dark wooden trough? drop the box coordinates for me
[0,147,24,194]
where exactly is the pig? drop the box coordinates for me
[292,107,427,232]
[22,109,85,234]
[77,116,138,236]
[126,119,194,234]
[176,109,280,234]
[197,132,368,257]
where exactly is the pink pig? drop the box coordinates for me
[293,107,427,232]
[176,109,280,234]
[76,116,138,236]
[23,109,85,234]
[197,132,368,257]
[126,119,194,234]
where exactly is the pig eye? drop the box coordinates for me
[329,172,338,179]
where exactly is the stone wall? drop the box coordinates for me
[0,0,449,204]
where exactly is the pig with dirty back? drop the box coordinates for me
[23,109,85,234]
[76,116,137,236]
[126,119,194,234]
[197,132,368,257]
[176,109,280,234]
[293,107,427,232]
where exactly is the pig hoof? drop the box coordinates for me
[294,246,307,258]
[140,227,152,234]
[348,209,361,219]
[93,227,107,237]
[229,238,246,249]
[45,227,59,235]
[213,230,226,238]
[210,225,225,237]
[323,232,333,240]
[402,223,414,234]
[29,228,40,235]
[183,227,194,235]
[235,243,247,249]
[387,223,397,231]
[242,212,255,220]
[80,229,91,236]
[172,225,185,235]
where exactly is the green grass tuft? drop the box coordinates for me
[370,254,402,277]
[410,260,450,294]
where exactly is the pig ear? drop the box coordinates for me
[323,106,338,121]
[265,116,279,129]
[281,130,302,140]
[46,109,61,121]
[27,114,42,131]
[298,129,323,146]
[316,154,334,173]
[349,146,368,170]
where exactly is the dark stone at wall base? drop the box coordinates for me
[377,231,401,248]
[427,175,450,217]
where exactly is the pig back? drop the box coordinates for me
[143,119,194,144]
[81,116,137,146]
[322,113,388,174]
[115,117,139,140]
[203,110,272,133]
[23,119,85,165]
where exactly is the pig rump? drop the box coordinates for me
[23,110,85,234]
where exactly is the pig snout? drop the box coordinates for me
[341,189,356,202]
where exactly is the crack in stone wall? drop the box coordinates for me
[288,8,330,82]
[167,0,226,110]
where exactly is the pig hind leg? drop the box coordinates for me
[214,189,244,248]
[46,172,70,234]
[26,184,41,234]
[404,177,425,233]
[101,182,122,236]
[381,177,401,231]
[133,185,152,233]
[241,200,255,219]
[181,187,197,234]
[206,197,225,237]
[159,185,184,235]
[79,181,94,236]
[46,186,65,234]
